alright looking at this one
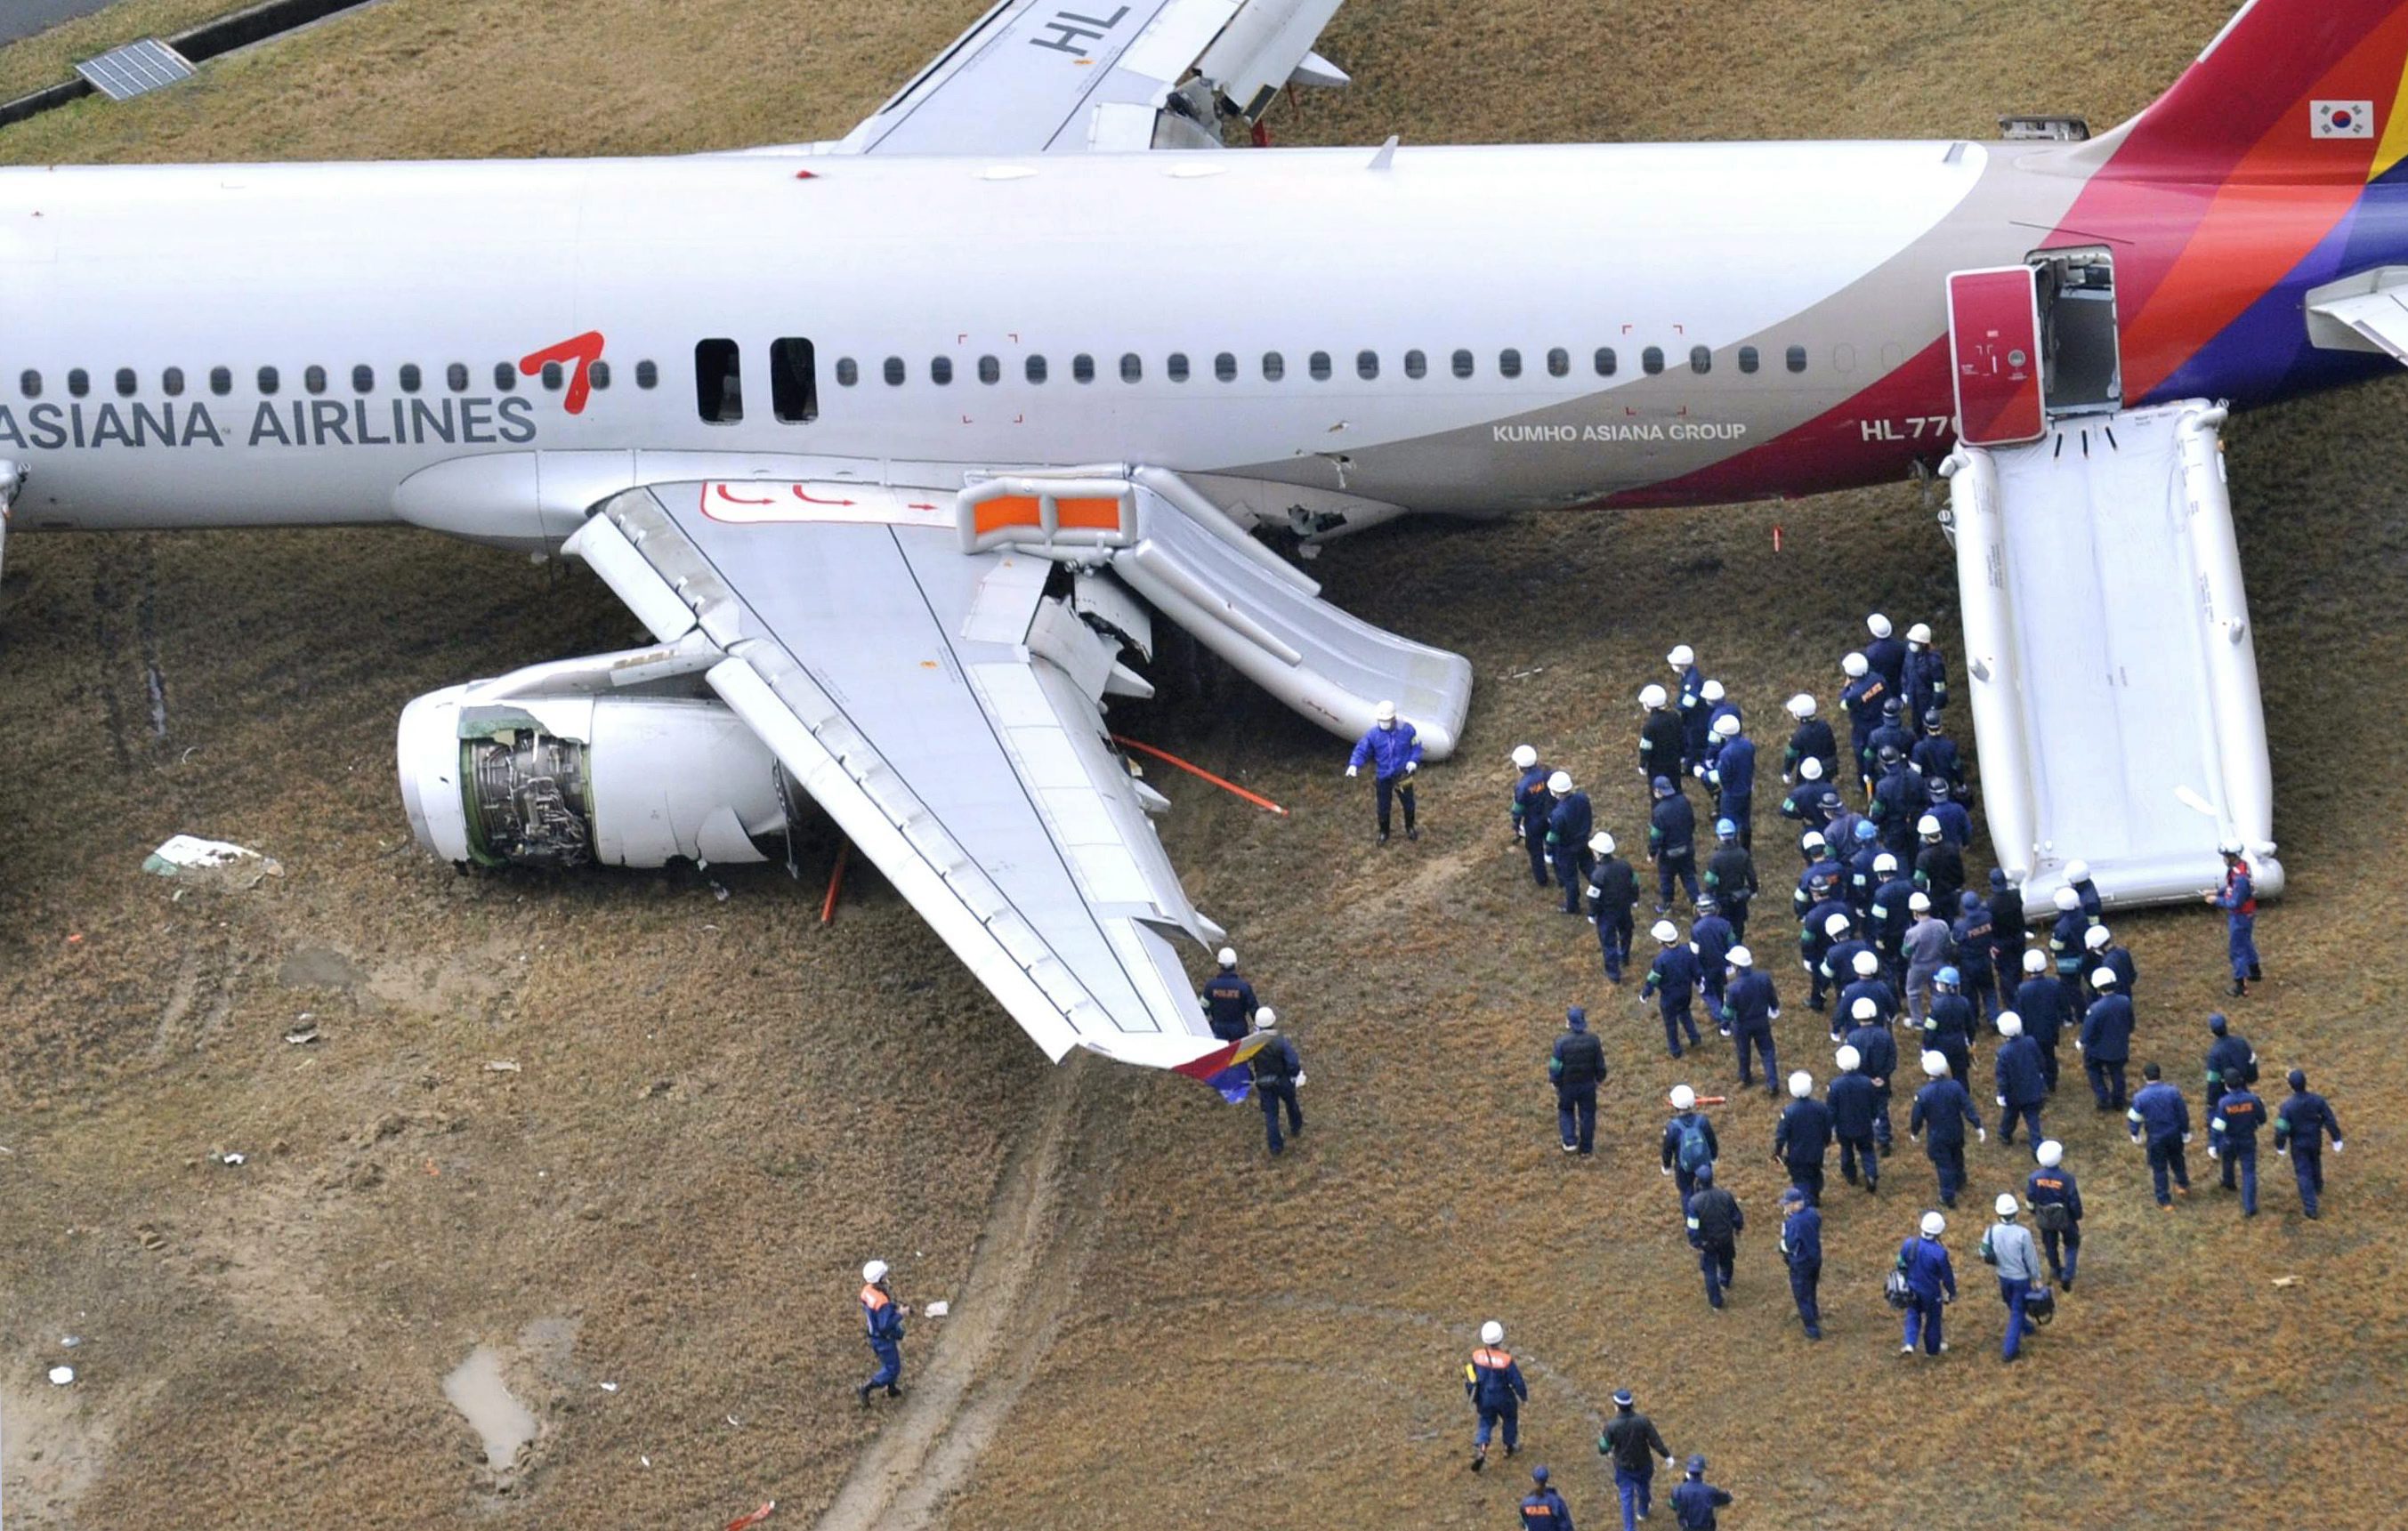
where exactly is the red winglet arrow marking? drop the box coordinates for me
[519,330,607,415]
[715,484,777,506]
[790,486,857,506]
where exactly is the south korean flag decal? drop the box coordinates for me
[2312,100,2373,138]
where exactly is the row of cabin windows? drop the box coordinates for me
[15,360,663,400]
[697,337,1814,423]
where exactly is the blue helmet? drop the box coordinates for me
[1853,819,1878,842]
[1936,966,1960,987]
[1715,818,1737,838]
[1652,775,1675,796]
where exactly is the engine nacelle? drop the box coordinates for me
[399,688,789,870]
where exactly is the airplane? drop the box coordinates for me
[0,0,2395,1079]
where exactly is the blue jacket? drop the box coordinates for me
[862,1285,906,1344]
[1691,915,1735,982]
[2026,1164,2083,1223]
[1776,1097,1833,1162]
[1785,716,1838,779]
[1644,945,1702,1010]
[1822,938,1877,988]
[1547,791,1593,850]
[1922,991,1976,1047]
[1911,733,1964,789]
[1200,970,1257,1040]
[1781,1204,1824,1266]
[2212,866,2257,915]
[1661,1112,1721,1173]
[1994,1034,2047,1107]
[1867,721,1915,771]
[2072,875,2105,922]
[1467,1346,1528,1412]
[1828,1071,1880,1137]
[1911,1078,1980,1146]
[2079,994,2135,1064]
[1896,1234,1956,1300]
[1844,1023,1899,1087]
[2048,909,2090,968]
[2091,945,2137,996]
[1903,643,1948,716]
[1521,1487,1575,1529]
[1248,1034,1302,1086]
[1799,898,1853,960]
[1512,763,1553,835]
[2012,974,2068,1045]
[1710,734,1756,803]
[2129,1080,2190,1143]
[2205,1035,2257,1095]
[1722,970,1779,1033]
[1846,844,1885,916]
[1839,673,1891,737]
[1870,875,1918,954]
[1838,976,1898,1027]
[1795,857,1846,916]
[1865,634,1908,694]
[1347,719,1421,778]
[1927,799,1974,847]
[2275,1091,2342,1154]
[1781,779,1842,827]
[2212,1088,2267,1143]
[1651,792,1698,861]
[1671,1478,1733,1531]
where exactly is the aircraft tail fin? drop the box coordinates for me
[2085,0,2408,181]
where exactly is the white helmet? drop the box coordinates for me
[1920,1211,1947,1237]
[1801,831,1828,853]
[1867,614,1893,639]
[1920,1050,1949,1077]
[1836,1043,1863,1070]
[1799,756,1825,781]
[1549,770,1573,794]
[1669,1084,1697,1110]
[1873,853,1898,874]
[1652,920,1679,944]
[1907,622,1932,645]
[1727,946,1754,969]
[1480,1320,1505,1346]
[1841,652,1869,678]
[2035,1140,2065,1168]
[1712,713,1740,738]
[1851,950,1879,977]
[1668,644,1696,669]
[1255,1006,1279,1028]
[863,1260,889,1284]
[2090,969,2118,989]
[1997,1011,2024,1038]
[1590,831,1616,856]
[2053,886,2080,912]
[1786,693,1818,720]
[1917,814,1942,838]
[1639,683,1669,709]
[1373,699,1397,723]
[2023,949,2048,975]
[1824,911,1852,938]
[1511,744,1538,770]
[2065,858,2090,882]
[1701,678,1725,703]
[2085,925,2112,951]
[2218,837,2244,857]
[1908,891,1930,913]
[1789,1071,1814,1099]
[1217,947,1238,968]
[1851,996,1878,1021]
[1995,1192,2021,1219]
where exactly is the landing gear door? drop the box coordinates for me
[1947,267,2046,447]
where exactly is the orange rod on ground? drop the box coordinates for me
[820,841,851,924]
[1110,737,1289,817]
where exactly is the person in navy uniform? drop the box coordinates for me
[2210,1067,2268,1216]
[1248,1009,1305,1155]
[1465,1319,1528,1472]
[1684,1162,1744,1310]
[2128,1062,2193,1209]
[2273,1068,2345,1219]
[1919,966,1976,1092]
[2081,923,2137,1001]
[1781,692,1838,786]
[1895,1210,1957,1357]
[1587,833,1641,982]
[1671,1454,1733,1529]
[1551,1005,1609,1156]
[1863,612,1908,694]
[1841,998,1901,1155]
[1950,890,1997,1019]
[1829,1043,1882,1192]
[1510,744,1554,888]
[1705,712,1757,847]
[1521,1464,1576,1530]
[1596,1389,1676,1531]
[1992,1011,2048,1150]
[1984,867,2025,981]
[1692,898,1736,1017]
[2025,1139,2085,1289]
[1774,1070,1832,1203]
[1661,1084,1719,1197]
[1903,619,1949,717]
[1909,1050,1984,1207]
[1200,947,1257,1042]
[1668,644,1709,768]
[2077,969,2135,1111]
[1639,683,1685,783]
[1642,922,1704,1059]
[1779,1183,1824,1340]
[1547,772,1596,915]
[2206,839,2262,996]
[1649,776,1701,913]
[1912,707,1968,796]
[1703,818,1757,943]
[856,1259,910,1406]
[2012,949,2070,1093]
[1345,699,1421,843]
[1838,652,1887,794]
[2202,1012,2257,1125]
[1719,945,1780,1092]
[1781,754,1843,831]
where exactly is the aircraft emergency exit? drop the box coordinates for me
[0,0,2396,1076]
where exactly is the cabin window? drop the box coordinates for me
[835,358,859,388]
[1357,350,1379,381]
[1690,345,1712,375]
[1547,347,1570,378]
[1120,352,1143,383]
[114,367,137,397]
[353,364,376,393]
[635,359,659,389]
[587,360,610,391]
[1026,354,1047,384]
[304,365,327,395]
[885,357,906,386]
[1168,352,1190,383]
[770,338,819,421]
[16,370,36,398]
[1404,349,1427,379]
[1642,347,1664,375]
[538,362,562,391]
[1499,348,1523,378]
[1786,345,1808,374]
[162,367,184,397]
[1595,347,1617,376]
[930,356,953,385]
[1451,349,1475,379]
[1073,353,1095,383]
[399,364,422,393]
[493,362,517,393]
[979,355,1001,384]
[209,367,232,396]
[252,367,274,396]
[695,337,742,423]
[446,362,470,392]
[1308,351,1332,381]
[67,368,89,397]
[1215,351,1238,383]
[1263,351,1285,382]
[1738,346,1759,375]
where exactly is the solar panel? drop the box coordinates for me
[75,38,196,102]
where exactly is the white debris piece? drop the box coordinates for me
[141,835,283,887]
[48,1365,75,1385]
[923,1301,949,1318]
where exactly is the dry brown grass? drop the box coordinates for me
[2,1,2404,1527]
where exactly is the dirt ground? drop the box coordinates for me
[2,1,2404,1527]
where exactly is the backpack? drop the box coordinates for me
[1677,1118,1713,1174]
[1884,1266,1913,1309]
[2032,1200,2072,1233]
[2024,1284,2057,1326]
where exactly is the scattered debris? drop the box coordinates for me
[482,1060,521,1074]
[724,1503,776,1531]
[709,880,731,903]
[2272,1276,2300,1288]
[47,1365,74,1385]
[598,1381,619,1393]
[141,834,283,889]
[725,1414,743,1428]
[61,1335,81,1348]
[923,1301,949,1318]
[1507,665,1547,680]
[640,1455,651,1470]
[283,1023,319,1045]
[66,932,84,945]
[214,1151,246,1167]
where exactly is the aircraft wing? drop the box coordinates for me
[836,0,1349,155]
[562,478,1244,1075]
